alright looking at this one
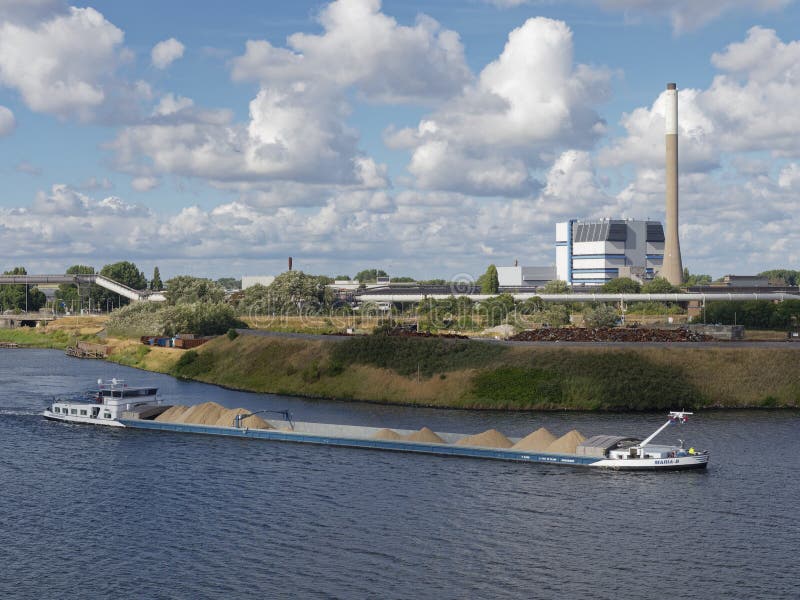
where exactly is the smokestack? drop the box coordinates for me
[661,82,683,286]
[288,257,293,271]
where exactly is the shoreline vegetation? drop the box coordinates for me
[1,317,798,410]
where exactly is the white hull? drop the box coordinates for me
[43,410,125,427]
[591,454,709,470]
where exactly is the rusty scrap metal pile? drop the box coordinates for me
[509,327,713,343]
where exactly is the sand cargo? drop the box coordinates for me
[119,410,709,471]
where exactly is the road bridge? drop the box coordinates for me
[0,274,166,302]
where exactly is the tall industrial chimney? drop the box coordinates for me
[661,82,683,286]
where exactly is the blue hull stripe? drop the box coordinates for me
[119,419,602,467]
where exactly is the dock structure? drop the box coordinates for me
[0,342,20,348]
[0,313,57,329]
[65,341,108,359]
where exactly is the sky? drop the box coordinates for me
[0,0,798,281]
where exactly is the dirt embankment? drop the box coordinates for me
[6,321,797,410]
[124,333,800,410]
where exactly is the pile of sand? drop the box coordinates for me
[173,401,226,425]
[545,430,586,454]
[403,427,444,444]
[154,402,274,430]
[235,413,273,430]
[155,405,189,422]
[372,428,403,440]
[455,429,513,448]
[214,407,251,428]
[512,427,557,451]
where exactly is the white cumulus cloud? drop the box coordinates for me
[0,6,127,120]
[0,105,15,136]
[389,17,611,196]
[231,0,471,104]
[602,26,800,176]
[151,38,185,69]
[596,0,792,33]
[130,176,160,192]
[487,1,794,33]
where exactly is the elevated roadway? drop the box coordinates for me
[0,274,166,302]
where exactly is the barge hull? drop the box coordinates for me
[119,418,602,467]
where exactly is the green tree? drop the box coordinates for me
[151,266,163,291]
[641,277,679,293]
[517,296,544,315]
[354,269,388,283]
[92,261,148,308]
[479,264,499,294]
[420,278,447,285]
[245,271,331,314]
[101,261,147,289]
[759,269,800,286]
[215,277,241,290]
[683,268,712,286]
[601,277,641,293]
[0,267,46,312]
[703,300,800,330]
[391,276,416,283]
[480,293,514,326]
[55,265,95,312]
[583,304,619,327]
[541,280,571,294]
[165,276,225,305]
[334,275,351,281]
[541,304,570,326]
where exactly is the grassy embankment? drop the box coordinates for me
[3,318,798,410]
[0,317,107,349]
[117,333,800,410]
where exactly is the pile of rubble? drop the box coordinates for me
[509,327,713,343]
[386,328,469,340]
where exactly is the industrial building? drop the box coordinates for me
[496,266,556,290]
[242,275,275,289]
[555,219,665,286]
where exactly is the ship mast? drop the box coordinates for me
[639,411,692,448]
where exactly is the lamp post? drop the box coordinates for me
[107,299,112,314]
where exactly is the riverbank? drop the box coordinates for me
[3,323,798,410]
[115,332,799,410]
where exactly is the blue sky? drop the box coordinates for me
[0,0,798,280]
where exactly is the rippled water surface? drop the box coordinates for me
[1,349,798,599]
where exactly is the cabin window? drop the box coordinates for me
[70,409,77,415]
[103,412,111,419]
[54,407,60,413]
[80,410,87,416]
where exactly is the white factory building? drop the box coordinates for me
[497,266,556,289]
[555,219,665,286]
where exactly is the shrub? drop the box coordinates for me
[107,302,246,338]
[331,336,507,378]
[583,304,619,328]
[473,367,562,407]
[172,350,215,379]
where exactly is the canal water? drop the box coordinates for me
[1,349,798,599]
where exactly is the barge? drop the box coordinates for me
[120,410,708,471]
[43,380,708,470]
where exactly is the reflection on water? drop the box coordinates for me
[1,349,798,599]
